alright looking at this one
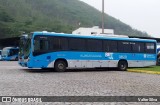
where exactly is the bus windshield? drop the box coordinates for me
[19,37,31,59]
[9,49,19,56]
[2,49,8,56]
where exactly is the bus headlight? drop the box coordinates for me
[27,57,30,61]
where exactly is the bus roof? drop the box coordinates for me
[33,31,157,43]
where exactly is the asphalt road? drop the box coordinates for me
[0,61,160,105]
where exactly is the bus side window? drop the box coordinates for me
[132,42,145,53]
[34,38,49,52]
[118,41,131,53]
[145,43,155,54]
[69,38,86,51]
[103,40,117,52]
[40,40,49,51]
[103,40,110,52]
[50,37,68,51]
[109,41,117,52]
[87,39,102,52]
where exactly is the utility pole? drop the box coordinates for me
[102,0,104,34]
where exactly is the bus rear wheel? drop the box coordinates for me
[54,60,67,72]
[118,60,128,71]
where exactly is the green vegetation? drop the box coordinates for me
[0,0,150,38]
[129,66,160,72]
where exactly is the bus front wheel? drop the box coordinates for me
[54,60,67,72]
[118,60,128,71]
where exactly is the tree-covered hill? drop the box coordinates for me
[0,0,149,38]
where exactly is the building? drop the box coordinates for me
[0,37,19,49]
[72,26,114,35]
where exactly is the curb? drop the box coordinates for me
[128,69,160,75]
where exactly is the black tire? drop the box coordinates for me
[54,60,66,72]
[118,61,128,71]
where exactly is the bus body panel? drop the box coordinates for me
[24,51,156,68]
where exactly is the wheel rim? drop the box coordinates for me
[58,63,64,70]
[121,64,125,69]
[121,64,124,69]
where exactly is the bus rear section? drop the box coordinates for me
[2,47,19,61]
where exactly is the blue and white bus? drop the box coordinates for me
[1,47,19,61]
[18,31,157,72]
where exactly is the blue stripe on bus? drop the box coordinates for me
[25,51,156,68]
[30,51,156,60]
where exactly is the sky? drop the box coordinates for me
[80,0,160,38]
